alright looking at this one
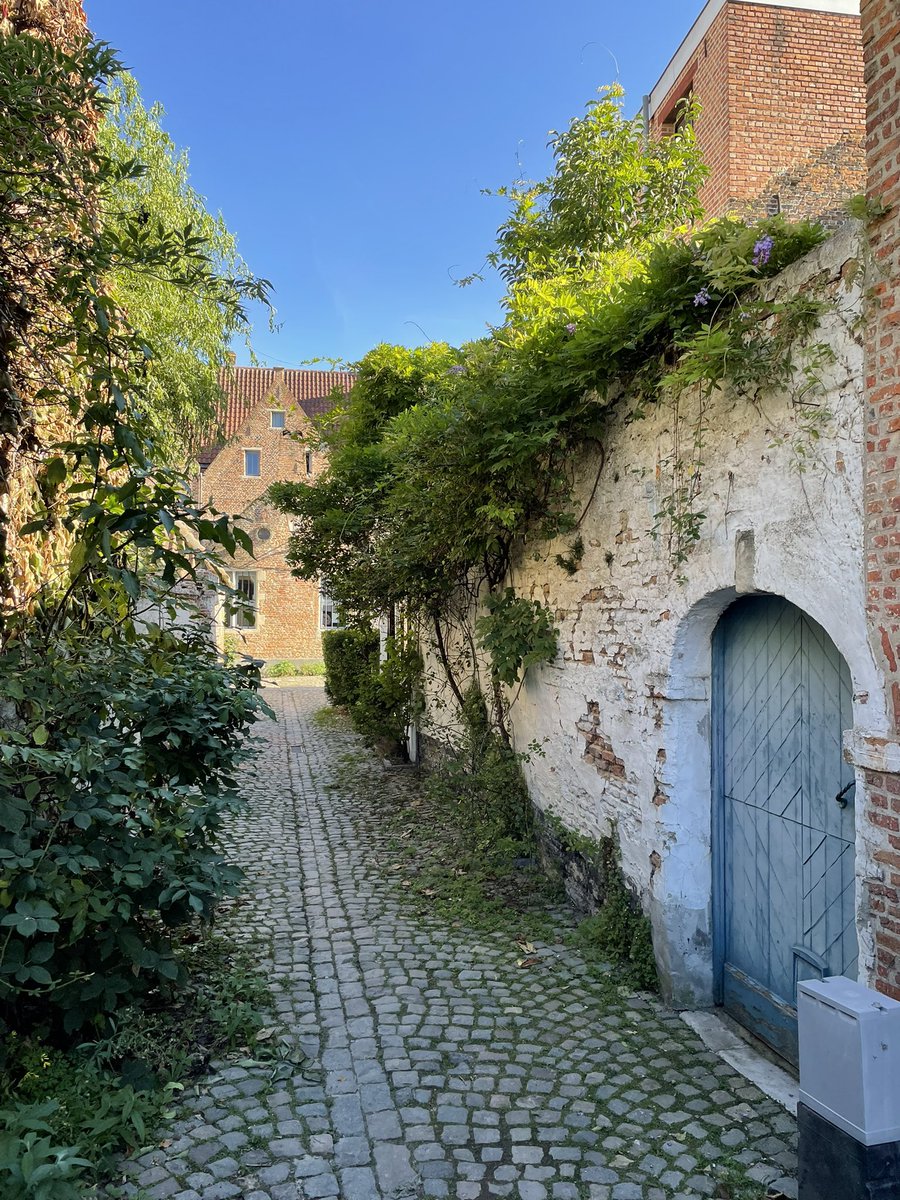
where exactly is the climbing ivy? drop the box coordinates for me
[476,589,557,688]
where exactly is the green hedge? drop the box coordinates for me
[321,628,380,707]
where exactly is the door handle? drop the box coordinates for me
[793,945,829,989]
[835,781,855,809]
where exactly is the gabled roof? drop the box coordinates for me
[199,366,356,469]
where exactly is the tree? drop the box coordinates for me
[479,85,707,325]
[0,23,273,1035]
[272,86,711,638]
[98,73,265,465]
[271,84,825,733]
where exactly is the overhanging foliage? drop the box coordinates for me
[271,88,826,711]
[98,73,265,465]
[0,25,271,1041]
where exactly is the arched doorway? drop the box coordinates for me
[712,595,857,1065]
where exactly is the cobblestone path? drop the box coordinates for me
[123,686,798,1200]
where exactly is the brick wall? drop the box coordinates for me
[651,2,865,221]
[860,0,900,999]
[652,3,731,215]
[198,374,326,661]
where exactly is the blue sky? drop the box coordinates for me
[84,1,697,367]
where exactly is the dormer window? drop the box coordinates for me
[270,410,285,429]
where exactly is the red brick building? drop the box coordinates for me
[649,0,865,221]
[196,365,355,662]
[859,0,900,999]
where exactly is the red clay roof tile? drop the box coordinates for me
[199,366,356,469]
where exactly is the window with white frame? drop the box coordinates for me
[319,588,342,630]
[270,410,285,429]
[243,448,261,477]
[226,571,258,629]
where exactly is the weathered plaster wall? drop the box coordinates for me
[423,225,884,1005]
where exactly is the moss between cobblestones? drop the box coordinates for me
[329,695,658,992]
[335,754,564,943]
[102,689,795,1200]
[336,731,658,991]
[322,707,785,1199]
[312,704,353,731]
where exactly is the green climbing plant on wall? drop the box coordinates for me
[270,86,831,738]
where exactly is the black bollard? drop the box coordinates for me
[798,1102,900,1198]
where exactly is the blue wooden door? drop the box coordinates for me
[713,595,857,1065]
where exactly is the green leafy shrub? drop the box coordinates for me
[0,934,270,1195]
[564,834,658,991]
[0,1106,90,1200]
[351,634,423,754]
[427,686,534,849]
[0,625,270,1035]
[321,628,380,707]
[264,661,327,678]
[76,934,270,1084]
[0,24,275,1195]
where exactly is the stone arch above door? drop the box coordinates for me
[649,584,876,1015]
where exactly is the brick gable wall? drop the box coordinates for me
[652,2,865,221]
[198,376,328,661]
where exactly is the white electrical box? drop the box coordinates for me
[798,976,900,1146]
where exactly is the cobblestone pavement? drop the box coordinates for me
[121,686,798,1200]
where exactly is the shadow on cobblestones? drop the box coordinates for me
[114,687,798,1200]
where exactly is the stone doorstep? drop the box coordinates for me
[680,1010,800,1114]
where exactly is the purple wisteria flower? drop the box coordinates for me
[565,321,577,335]
[448,363,466,376]
[752,235,775,267]
[693,287,711,307]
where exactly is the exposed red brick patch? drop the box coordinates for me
[576,703,626,779]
